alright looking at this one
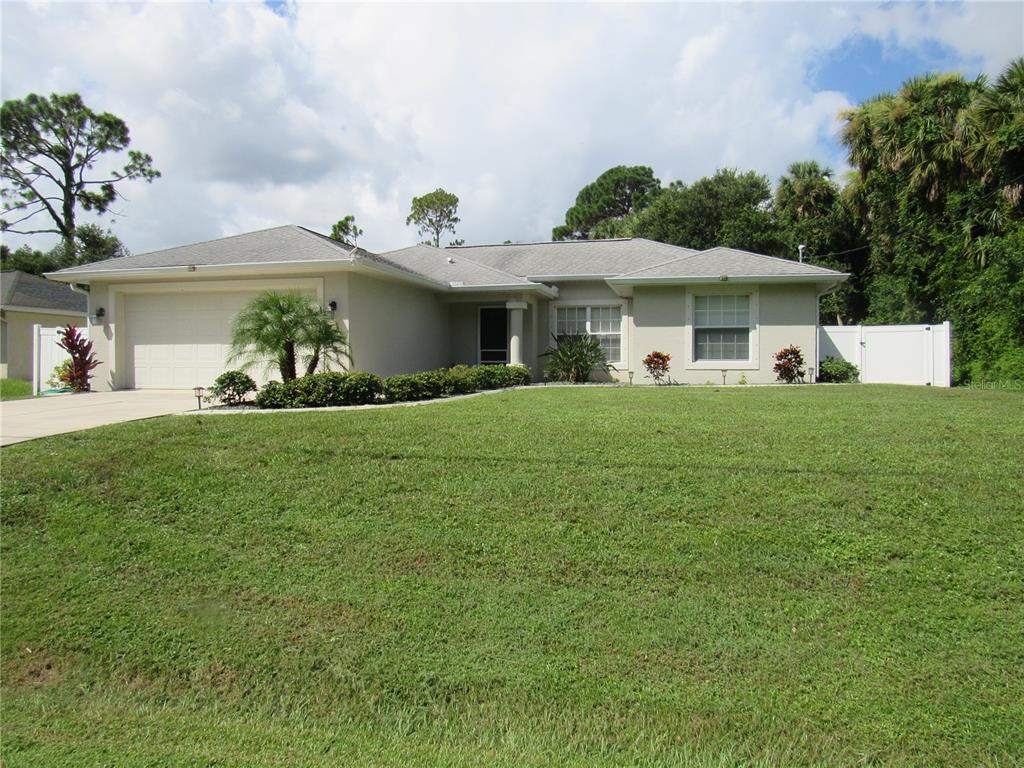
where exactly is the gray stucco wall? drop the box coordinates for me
[632,282,819,384]
[347,273,449,377]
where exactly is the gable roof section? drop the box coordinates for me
[50,225,365,277]
[44,226,844,295]
[1,270,87,313]
[613,246,846,281]
[376,244,536,288]
[445,238,698,278]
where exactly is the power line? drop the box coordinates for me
[810,244,871,260]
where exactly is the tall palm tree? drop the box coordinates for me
[775,161,838,221]
[961,57,1024,208]
[229,291,350,381]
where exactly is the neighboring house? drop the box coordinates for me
[1,270,88,380]
[46,225,847,390]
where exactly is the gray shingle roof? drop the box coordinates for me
[616,246,845,280]
[444,238,698,277]
[51,225,364,275]
[1,271,87,313]
[376,244,535,287]
[46,225,844,288]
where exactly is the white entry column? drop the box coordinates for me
[506,301,527,365]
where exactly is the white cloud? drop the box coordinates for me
[1,1,1020,256]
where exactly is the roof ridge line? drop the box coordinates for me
[376,244,535,285]
[448,237,634,249]
[436,249,534,284]
[616,248,704,277]
[293,225,372,257]
[702,246,840,272]
[126,224,302,262]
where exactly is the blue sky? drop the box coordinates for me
[1,1,1021,254]
[811,34,982,104]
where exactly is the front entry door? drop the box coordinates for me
[479,307,508,364]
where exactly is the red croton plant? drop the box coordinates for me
[642,350,672,384]
[773,345,806,384]
[57,325,101,392]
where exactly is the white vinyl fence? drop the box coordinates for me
[818,322,951,387]
[32,324,90,396]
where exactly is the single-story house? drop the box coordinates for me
[1,270,88,380]
[47,225,847,389]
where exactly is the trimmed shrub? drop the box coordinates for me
[818,356,860,383]
[470,364,532,390]
[471,364,505,390]
[207,370,257,406]
[384,370,447,402]
[443,365,478,395]
[500,364,532,387]
[340,371,385,404]
[254,371,383,408]
[384,365,531,402]
[254,380,292,409]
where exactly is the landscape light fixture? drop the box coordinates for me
[193,386,205,410]
[721,369,727,385]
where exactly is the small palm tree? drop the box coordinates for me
[302,311,351,376]
[229,291,350,381]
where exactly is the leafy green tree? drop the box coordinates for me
[48,223,129,266]
[774,161,868,323]
[553,165,661,240]
[229,291,350,381]
[0,244,56,274]
[0,224,128,275]
[329,215,363,245]
[407,188,460,247]
[839,58,1024,381]
[1,93,159,253]
[631,169,785,253]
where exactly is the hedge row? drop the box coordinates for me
[254,371,383,408]
[252,364,531,409]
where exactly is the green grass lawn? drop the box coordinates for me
[0,378,32,400]
[2,386,1022,767]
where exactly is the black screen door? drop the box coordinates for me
[479,307,508,364]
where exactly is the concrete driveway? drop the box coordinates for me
[0,390,197,447]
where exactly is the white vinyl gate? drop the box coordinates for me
[32,324,90,395]
[818,322,952,387]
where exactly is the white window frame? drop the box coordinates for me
[549,300,627,366]
[685,287,759,370]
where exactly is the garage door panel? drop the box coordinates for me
[125,288,316,389]
[126,291,256,389]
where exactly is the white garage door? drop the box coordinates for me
[125,291,269,389]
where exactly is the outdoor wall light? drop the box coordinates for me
[95,307,105,318]
[328,300,338,312]
[193,386,205,410]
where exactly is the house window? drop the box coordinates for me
[693,295,750,361]
[555,305,622,362]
